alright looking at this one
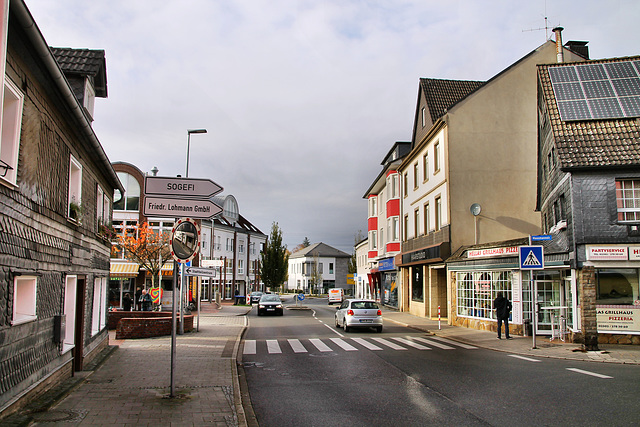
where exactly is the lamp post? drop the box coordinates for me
[185,128,207,178]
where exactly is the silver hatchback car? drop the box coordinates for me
[335,299,382,332]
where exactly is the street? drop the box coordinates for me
[241,297,639,427]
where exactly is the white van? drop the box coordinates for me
[328,288,343,305]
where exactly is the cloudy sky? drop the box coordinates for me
[25,0,640,253]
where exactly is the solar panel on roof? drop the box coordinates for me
[549,59,640,121]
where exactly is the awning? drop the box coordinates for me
[110,262,139,278]
[161,263,174,276]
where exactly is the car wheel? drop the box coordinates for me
[343,321,349,333]
[335,317,340,328]
[376,326,383,333]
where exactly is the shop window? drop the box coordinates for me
[0,78,24,186]
[615,179,640,223]
[456,271,512,319]
[12,275,37,325]
[411,266,423,302]
[596,269,637,305]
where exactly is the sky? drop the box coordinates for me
[24,0,640,253]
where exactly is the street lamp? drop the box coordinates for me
[185,129,207,178]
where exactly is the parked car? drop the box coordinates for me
[257,294,284,316]
[250,291,264,304]
[328,288,343,305]
[335,299,382,332]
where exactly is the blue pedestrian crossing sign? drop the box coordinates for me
[519,246,544,269]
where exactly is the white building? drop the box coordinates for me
[354,238,372,299]
[287,243,351,294]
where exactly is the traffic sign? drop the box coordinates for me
[144,176,223,198]
[297,293,305,301]
[143,196,222,219]
[201,259,224,268]
[184,267,217,277]
[519,246,544,269]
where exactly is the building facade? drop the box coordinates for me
[0,0,121,415]
[354,238,372,299]
[288,243,351,294]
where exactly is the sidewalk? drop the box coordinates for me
[381,308,640,365]
[4,302,252,427]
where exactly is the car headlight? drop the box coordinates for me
[276,304,282,308]
[259,305,265,309]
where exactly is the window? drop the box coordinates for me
[391,174,398,198]
[456,271,512,319]
[423,153,429,182]
[239,241,245,254]
[0,78,24,186]
[413,162,419,188]
[96,185,111,233]
[421,106,426,127]
[370,231,377,250]
[238,260,244,275]
[403,214,409,241]
[329,263,334,274]
[91,277,107,336]
[411,266,423,301]
[113,172,140,211]
[403,173,408,197]
[225,258,234,274]
[616,179,640,222]
[414,208,420,237]
[63,275,78,352]
[434,142,441,173]
[596,268,637,306]
[84,79,96,119]
[12,275,37,324]
[424,203,430,234]
[68,156,82,221]
[435,196,442,231]
[379,228,384,251]
[391,217,398,241]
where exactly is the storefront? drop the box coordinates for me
[108,261,139,308]
[378,257,398,307]
[585,245,640,339]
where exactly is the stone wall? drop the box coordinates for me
[115,315,194,339]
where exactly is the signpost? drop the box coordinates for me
[143,197,222,219]
[144,176,223,198]
[184,266,217,278]
[519,245,545,350]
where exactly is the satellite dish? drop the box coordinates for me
[470,203,482,216]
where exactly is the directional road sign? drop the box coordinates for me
[184,267,217,277]
[144,176,223,198]
[519,246,544,269]
[143,196,222,219]
[201,259,224,268]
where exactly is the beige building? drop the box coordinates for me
[398,36,587,328]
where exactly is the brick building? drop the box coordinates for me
[0,0,121,416]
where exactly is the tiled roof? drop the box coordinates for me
[51,47,107,97]
[214,214,265,235]
[290,242,351,259]
[420,78,485,123]
[538,56,640,169]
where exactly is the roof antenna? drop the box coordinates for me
[522,0,552,40]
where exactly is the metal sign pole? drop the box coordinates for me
[170,260,178,397]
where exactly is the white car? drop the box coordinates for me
[335,299,382,332]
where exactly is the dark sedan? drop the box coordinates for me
[257,294,283,316]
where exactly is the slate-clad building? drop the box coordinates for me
[537,54,640,348]
[0,0,121,416]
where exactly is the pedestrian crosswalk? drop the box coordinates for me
[242,336,477,355]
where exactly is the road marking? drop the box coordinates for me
[508,354,541,362]
[288,339,307,353]
[371,337,408,350]
[266,339,282,354]
[330,338,358,351]
[324,323,344,337]
[566,368,613,379]
[412,337,455,350]
[429,336,478,349]
[243,340,256,355]
[392,337,431,350]
[351,337,383,350]
[310,338,333,352]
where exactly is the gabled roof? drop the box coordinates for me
[420,78,485,123]
[214,214,265,236]
[538,56,640,169]
[290,242,351,259]
[51,47,108,97]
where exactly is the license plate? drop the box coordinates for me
[360,319,373,323]
[267,308,275,311]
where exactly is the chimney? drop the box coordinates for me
[553,27,564,63]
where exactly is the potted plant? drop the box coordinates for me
[69,197,83,222]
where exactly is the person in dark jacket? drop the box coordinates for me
[493,291,512,339]
[123,293,133,311]
[140,289,153,311]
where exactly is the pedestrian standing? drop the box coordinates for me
[135,287,142,311]
[123,293,133,311]
[140,289,152,311]
[493,291,512,339]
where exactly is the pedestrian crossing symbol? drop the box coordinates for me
[519,246,544,269]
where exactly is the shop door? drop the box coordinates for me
[534,278,563,334]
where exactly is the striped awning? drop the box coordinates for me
[161,263,174,276]
[110,262,139,278]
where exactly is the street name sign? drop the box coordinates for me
[531,234,552,242]
[184,267,217,277]
[144,176,223,198]
[144,196,222,219]
[201,259,224,268]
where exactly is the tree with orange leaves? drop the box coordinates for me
[117,221,172,293]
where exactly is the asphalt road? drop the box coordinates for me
[241,297,639,427]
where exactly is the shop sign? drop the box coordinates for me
[597,306,640,334]
[467,246,518,258]
[629,247,640,261]
[587,247,628,261]
[379,257,395,271]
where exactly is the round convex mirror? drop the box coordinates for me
[171,219,200,262]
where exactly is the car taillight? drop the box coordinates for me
[377,310,382,316]
[347,309,354,316]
